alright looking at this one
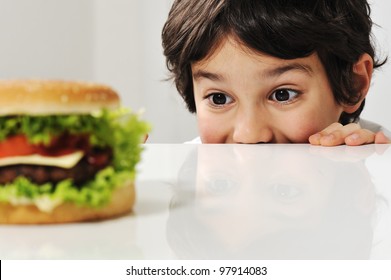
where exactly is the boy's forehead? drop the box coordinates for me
[191,36,322,78]
[192,36,257,66]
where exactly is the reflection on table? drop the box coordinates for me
[167,144,390,259]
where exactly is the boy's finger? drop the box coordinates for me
[374,131,391,144]
[317,122,344,134]
[308,133,322,145]
[318,132,346,146]
[344,129,375,146]
[308,122,345,145]
[318,123,363,146]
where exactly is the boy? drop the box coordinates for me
[162,0,390,145]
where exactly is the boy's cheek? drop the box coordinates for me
[198,124,225,143]
[198,115,227,143]
[281,119,325,143]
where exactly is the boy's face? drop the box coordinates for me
[191,37,346,143]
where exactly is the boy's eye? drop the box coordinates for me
[207,93,233,106]
[270,89,299,103]
[269,183,302,202]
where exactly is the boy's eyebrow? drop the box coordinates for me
[192,70,224,82]
[192,62,314,81]
[263,63,314,78]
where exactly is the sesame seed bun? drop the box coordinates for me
[0,80,120,116]
[0,181,135,224]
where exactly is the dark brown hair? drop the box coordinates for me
[162,0,387,124]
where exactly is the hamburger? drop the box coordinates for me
[0,80,150,224]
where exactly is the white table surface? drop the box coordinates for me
[1,144,391,260]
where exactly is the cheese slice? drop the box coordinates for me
[0,151,84,169]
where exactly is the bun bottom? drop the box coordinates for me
[0,182,135,224]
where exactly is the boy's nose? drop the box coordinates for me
[232,113,273,144]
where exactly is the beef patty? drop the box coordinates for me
[0,149,112,186]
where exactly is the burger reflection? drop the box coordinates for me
[167,144,385,260]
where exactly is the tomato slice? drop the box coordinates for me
[0,134,90,158]
[0,135,37,158]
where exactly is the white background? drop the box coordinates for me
[0,0,389,143]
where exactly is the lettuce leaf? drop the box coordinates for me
[0,167,132,209]
[1,109,121,146]
[0,108,150,209]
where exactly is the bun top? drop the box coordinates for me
[0,80,120,115]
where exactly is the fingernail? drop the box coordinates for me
[347,133,359,141]
[311,133,321,141]
[322,134,334,142]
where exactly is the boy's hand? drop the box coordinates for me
[308,123,390,146]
